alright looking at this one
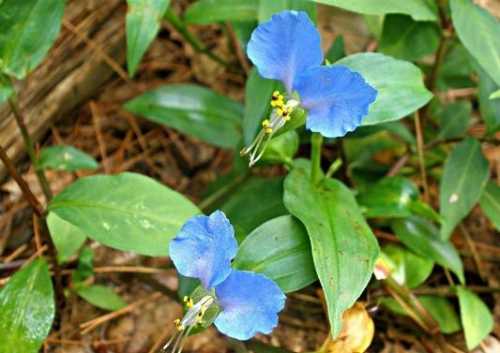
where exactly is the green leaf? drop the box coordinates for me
[450,0,500,87]
[0,74,13,104]
[185,0,258,24]
[72,247,94,283]
[47,212,87,264]
[336,53,433,125]
[284,160,379,337]
[76,285,127,311]
[381,296,461,334]
[0,0,65,79]
[392,217,464,283]
[37,145,99,172]
[124,84,243,149]
[357,177,419,218]
[478,65,500,134]
[221,177,287,238]
[126,0,171,77]
[490,89,500,100]
[48,172,200,257]
[326,35,345,63]
[382,244,433,289]
[440,138,489,240]
[457,286,494,350]
[233,215,317,293]
[257,0,316,22]
[0,259,55,353]
[479,181,500,231]
[262,130,299,165]
[311,0,438,21]
[243,68,278,145]
[434,101,471,140]
[379,15,440,61]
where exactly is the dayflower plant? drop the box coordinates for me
[242,10,378,165]
[164,210,285,352]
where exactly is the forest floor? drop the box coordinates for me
[0,1,499,353]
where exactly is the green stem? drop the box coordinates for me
[310,133,323,184]
[8,96,53,201]
[164,9,232,69]
[325,158,342,179]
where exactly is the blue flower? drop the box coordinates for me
[166,210,285,347]
[246,10,377,138]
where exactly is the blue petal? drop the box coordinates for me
[247,10,323,93]
[294,65,378,138]
[169,210,237,289]
[214,270,286,340]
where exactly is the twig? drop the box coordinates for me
[8,96,53,201]
[386,154,409,177]
[90,101,110,173]
[3,244,28,263]
[460,224,486,280]
[225,23,250,74]
[414,111,430,203]
[63,19,130,83]
[0,144,44,216]
[414,285,500,297]
[80,292,162,334]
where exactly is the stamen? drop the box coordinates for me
[161,296,215,353]
[241,92,300,166]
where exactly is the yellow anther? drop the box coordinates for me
[265,127,273,134]
[174,318,184,331]
[262,119,270,127]
[183,296,194,308]
[276,108,284,117]
[271,90,281,100]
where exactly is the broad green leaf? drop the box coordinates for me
[379,15,440,61]
[243,68,278,145]
[284,160,379,336]
[382,244,433,289]
[262,130,299,165]
[311,0,438,21]
[48,172,200,256]
[185,0,258,24]
[233,215,317,293]
[126,0,171,77]
[490,89,500,100]
[47,212,87,264]
[0,74,13,104]
[392,217,464,283]
[76,285,127,311]
[434,101,471,140]
[0,0,65,79]
[357,177,420,218]
[450,0,500,87]
[478,65,500,134]
[221,177,287,237]
[457,286,494,350]
[336,53,433,125]
[257,0,316,22]
[0,259,55,353]
[37,145,99,172]
[479,181,500,231]
[440,138,489,239]
[436,39,476,90]
[381,296,461,334]
[124,84,243,149]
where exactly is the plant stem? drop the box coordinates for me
[0,144,44,216]
[164,9,232,69]
[414,111,430,203]
[310,133,323,184]
[325,158,342,179]
[8,96,53,201]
